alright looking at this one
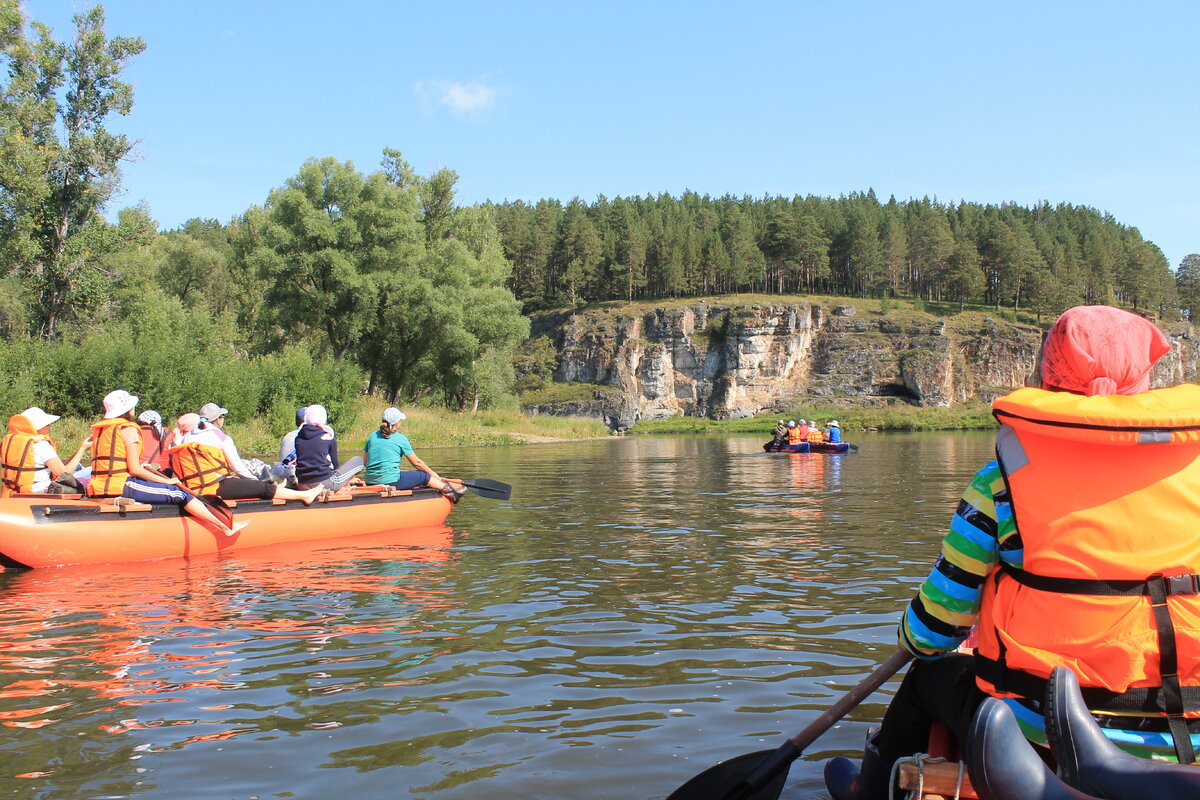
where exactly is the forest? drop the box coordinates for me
[0,4,1197,430]
[491,192,1200,322]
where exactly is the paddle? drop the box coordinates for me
[454,478,512,501]
[666,648,912,800]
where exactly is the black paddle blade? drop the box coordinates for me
[666,745,793,800]
[198,494,234,528]
[459,478,512,500]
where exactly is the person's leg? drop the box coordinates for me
[825,654,985,800]
[271,483,323,504]
[184,496,248,537]
[124,477,248,537]
[390,470,431,491]
[873,654,986,764]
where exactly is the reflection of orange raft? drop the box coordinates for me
[0,486,454,569]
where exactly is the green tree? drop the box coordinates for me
[252,157,423,358]
[1176,254,1200,322]
[943,239,983,311]
[553,198,600,310]
[909,211,955,301]
[418,167,459,245]
[0,4,145,338]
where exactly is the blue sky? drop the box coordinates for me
[25,1,1200,269]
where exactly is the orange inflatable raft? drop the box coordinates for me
[0,485,454,569]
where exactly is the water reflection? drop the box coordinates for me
[0,432,997,800]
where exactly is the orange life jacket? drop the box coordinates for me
[88,417,139,498]
[807,430,825,445]
[168,440,232,496]
[976,384,1200,762]
[0,415,52,497]
[786,427,804,444]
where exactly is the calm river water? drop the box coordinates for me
[0,431,997,800]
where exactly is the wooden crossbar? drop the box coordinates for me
[898,759,977,799]
[96,497,153,513]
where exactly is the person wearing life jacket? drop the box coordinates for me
[88,389,248,538]
[195,402,261,480]
[795,419,810,440]
[784,420,803,445]
[170,414,322,505]
[0,407,91,497]
[825,305,1200,800]
[825,420,842,443]
[137,409,174,473]
[806,422,825,445]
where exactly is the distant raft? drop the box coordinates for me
[762,440,855,454]
[0,485,455,569]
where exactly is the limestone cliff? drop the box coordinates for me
[523,302,1199,429]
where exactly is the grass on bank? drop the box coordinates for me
[43,397,611,463]
[629,402,997,435]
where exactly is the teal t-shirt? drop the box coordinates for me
[362,430,414,484]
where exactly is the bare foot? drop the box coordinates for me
[226,520,250,538]
[301,487,322,505]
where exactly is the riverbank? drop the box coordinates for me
[628,401,997,435]
[37,398,994,463]
[44,399,613,460]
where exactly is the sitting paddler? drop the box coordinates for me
[136,410,174,474]
[86,390,248,538]
[784,420,803,445]
[825,419,842,443]
[771,419,787,448]
[170,414,322,505]
[294,404,363,492]
[806,421,825,445]
[824,305,1200,800]
[362,407,465,502]
[0,407,91,496]
[195,402,263,481]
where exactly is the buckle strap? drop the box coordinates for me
[1001,563,1200,598]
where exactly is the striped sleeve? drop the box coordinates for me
[899,461,1004,658]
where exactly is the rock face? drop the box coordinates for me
[525,303,1199,427]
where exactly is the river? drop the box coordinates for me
[0,430,997,799]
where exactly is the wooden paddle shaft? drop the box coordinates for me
[788,649,912,751]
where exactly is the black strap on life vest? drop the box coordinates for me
[90,427,127,498]
[172,445,227,495]
[984,563,1199,763]
[0,435,37,494]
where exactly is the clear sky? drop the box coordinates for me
[24,0,1200,269]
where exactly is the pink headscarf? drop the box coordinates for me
[1040,305,1171,396]
[174,413,201,438]
[304,404,335,439]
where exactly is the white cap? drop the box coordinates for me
[22,406,59,430]
[103,389,139,419]
[829,420,840,427]
[199,402,229,420]
[788,420,796,426]
[382,407,407,424]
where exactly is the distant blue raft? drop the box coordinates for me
[762,440,854,454]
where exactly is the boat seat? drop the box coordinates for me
[96,497,153,513]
